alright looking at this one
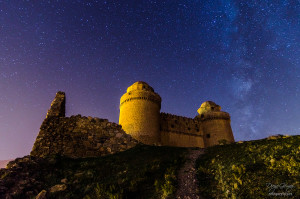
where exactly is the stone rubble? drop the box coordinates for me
[176,149,205,199]
[31,91,139,158]
[31,115,138,158]
[0,156,52,198]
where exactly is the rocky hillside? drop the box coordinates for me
[196,135,300,198]
[0,145,187,199]
[1,135,298,198]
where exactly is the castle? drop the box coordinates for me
[119,81,235,148]
[30,81,234,158]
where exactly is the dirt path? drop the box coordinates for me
[175,148,205,199]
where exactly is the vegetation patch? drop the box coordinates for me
[1,144,187,199]
[196,135,300,198]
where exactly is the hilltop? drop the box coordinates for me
[0,135,299,198]
[1,145,188,198]
[0,160,11,169]
[197,135,299,198]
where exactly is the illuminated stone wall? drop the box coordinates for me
[196,103,235,147]
[201,119,234,147]
[119,82,161,145]
[160,113,205,147]
[46,91,65,118]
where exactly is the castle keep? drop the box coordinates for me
[119,81,234,148]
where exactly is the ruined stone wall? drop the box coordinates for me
[31,115,138,158]
[160,113,205,148]
[46,91,65,118]
[31,92,138,158]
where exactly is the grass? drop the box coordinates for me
[196,135,300,199]
[42,144,187,199]
[4,135,298,198]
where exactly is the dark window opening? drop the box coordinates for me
[211,107,214,110]
[201,114,204,118]
[206,134,210,138]
[196,129,199,132]
[171,124,175,128]
[175,120,178,124]
[188,127,191,131]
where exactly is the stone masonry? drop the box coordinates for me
[31,92,138,158]
[119,81,235,148]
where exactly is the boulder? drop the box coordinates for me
[35,190,47,199]
[49,184,67,193]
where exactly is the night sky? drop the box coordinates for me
[1,0,299,160]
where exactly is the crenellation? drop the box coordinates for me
[120,95,161,107]
[160,112,193,121]
[160,130,203,137]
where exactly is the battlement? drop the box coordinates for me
[160,112,194,121]
[196,111,231,121]
[159,112,204,147]
[160,113,201,135]
[120,94,161,107]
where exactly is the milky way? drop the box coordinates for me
[0,0,299,159]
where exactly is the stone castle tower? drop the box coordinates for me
[196,101,234,147]
[119,81,234,147]
[119,81,162,145]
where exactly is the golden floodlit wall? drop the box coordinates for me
[196,102,235,147]
[160,113,205,147]
[119,82,161,145]
[201,118,234,147]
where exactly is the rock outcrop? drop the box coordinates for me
[0,156,52,198]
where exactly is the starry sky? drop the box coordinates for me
[0,0,299,160]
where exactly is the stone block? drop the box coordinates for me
[49,184,67,193]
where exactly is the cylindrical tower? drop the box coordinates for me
[119,81,161,145]
[196,101,234,147]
